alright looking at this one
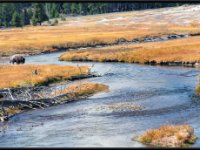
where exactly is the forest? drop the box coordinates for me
[0,2,194,27]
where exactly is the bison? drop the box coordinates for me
[10,54,25,64]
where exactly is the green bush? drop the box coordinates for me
[51,19,58,26]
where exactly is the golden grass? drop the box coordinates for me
[0,64,90,88]
[51,82,109,97]
[59,36,200,64]
[137,124,197,147]
[2,5,200,57]
[195,86,200,96]
[4,107,22,116]
[0,25,177,57]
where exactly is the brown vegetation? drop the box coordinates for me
[137,124,197,147]
[2,5,200,57]
[195,76,200,96]
[51,82,109,97]
[0,64,90,88]
[59,36,200,66]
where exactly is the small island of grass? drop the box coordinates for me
[136,124,197,147]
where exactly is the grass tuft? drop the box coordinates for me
[137,124,197,147]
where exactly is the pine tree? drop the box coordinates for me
[11,11,22,27]
[70,3,77,14]
[27,8,33,19]
[21,9,30,26]
[63,3,70,14]
[31,3,48,26]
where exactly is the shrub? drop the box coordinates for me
[136,124,197,147]
[51,19,59,26]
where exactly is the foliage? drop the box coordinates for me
[11,11,22,27]
[0,2,191,27]
[51,19,58,26]
[31,3,48,26]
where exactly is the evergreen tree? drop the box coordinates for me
[63,3,70,14]
[31,3,48,25]
[0,2,196,27]
[27,8,33,20]
[52,6,59,18]
[11,11,22,27]
[70,3,77,14]
[21,9,30,25]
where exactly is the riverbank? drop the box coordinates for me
[0,82,109,121]
[0,51,200,147]
[59,36,200,67]
[136,124,197,147]
[0,64,91,88]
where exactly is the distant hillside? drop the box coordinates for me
[0,2,196,27]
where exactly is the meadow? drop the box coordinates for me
[59,36,200,65]
[0,64,90,88]
[1,5,200,57]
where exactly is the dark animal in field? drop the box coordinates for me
[10,54,25,64]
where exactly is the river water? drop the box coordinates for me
[0,51,200,147]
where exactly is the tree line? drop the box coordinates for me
[0,2,197,27]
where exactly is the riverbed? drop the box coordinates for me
[0,51,200,147]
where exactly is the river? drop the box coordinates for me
[0,51,200,147]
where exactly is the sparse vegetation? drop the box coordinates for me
[97,102,144,112]
[0,82,109,121]
[195,76,200,96]
[51,82,109,97]
[195,86,200,96]
[0,64,90,88]
[136,124,197,147]
[51,19,59,26]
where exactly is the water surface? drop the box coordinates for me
[0,52,200,147]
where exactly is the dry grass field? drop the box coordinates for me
[0,64,90,88]
[1,5,200,57]
[59,36,200,65]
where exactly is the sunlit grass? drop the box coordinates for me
[137,124,197,147]
[51,82,109,97]
[2,5,200,57]
[0,64,90,88]
[59,36,200,64]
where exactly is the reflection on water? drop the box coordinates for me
[0,52,200,147]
